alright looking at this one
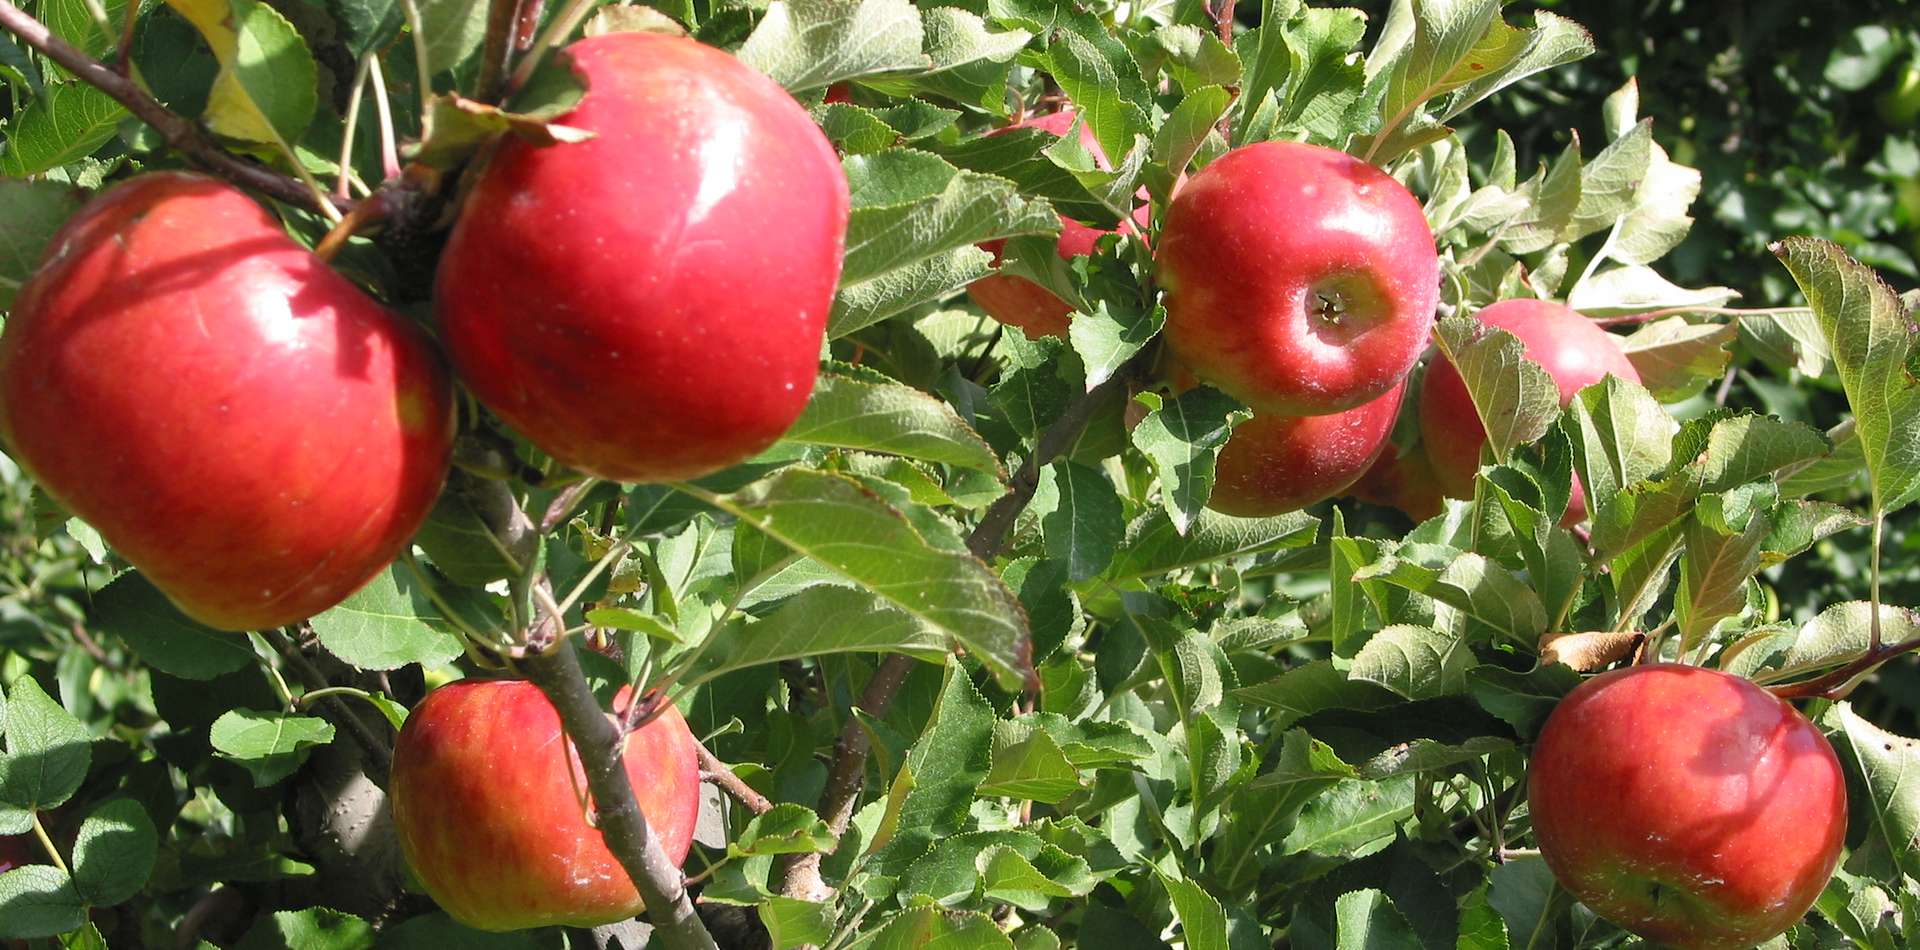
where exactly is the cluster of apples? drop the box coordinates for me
[0,31,840,930]
[970,115,1649,524]
[970,118,1849,950]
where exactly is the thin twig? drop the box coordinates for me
[518,641,720,950]
[336,54,374,201]
[1766,633,1920,700]
[0,0,351,214]
[1592,305,1808,327]
[697,745,772,816]
[475,0,522,103]
[261,629,394,778]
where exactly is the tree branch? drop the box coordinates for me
[518,640,719,950]
[779,367,1133,903]
[698,745,772,816]
[0,0,350,214]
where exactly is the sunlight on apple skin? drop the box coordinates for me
[0,173,454,630]
[436,31,850,483]
[1528,664,1846,950]
[1209,382,1405,517]
[389,680,703,932]
[1157,141,1440,417]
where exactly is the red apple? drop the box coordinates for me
[1156,141,1439,416]
[436,32,849,482]
[0,173,454,630]
[967,110,1126,339]
[1418,298,1640,523]
[1347,442,1446,522]
[1208,382,1405,517]
[389,679,702,931]
[1529,664,1845,950]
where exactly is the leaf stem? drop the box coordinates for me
[1592,305,1810,327]
[0,0,351,213]
[31,812,68,875]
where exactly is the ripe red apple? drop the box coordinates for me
[0,173,454,630]
[1208,382,1405,517]
[437,32,849,482]
[967,110,1128,340]
[389,679,702,931]
[1418,298,1640,523]
[1529,664,1845,950]
[1347,442,1446,522]
[1156,141,1439,416]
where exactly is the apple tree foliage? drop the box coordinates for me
[0,0,1918,947]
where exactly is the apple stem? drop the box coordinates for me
[779,364,1140,907]
[520,640,720,950]
[336,55,377,202]
[697,745,772,816]
[0,0,354,215]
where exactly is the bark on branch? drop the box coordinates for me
[518,641,719,950]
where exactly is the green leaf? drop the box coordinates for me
[93,572,257,680]
[1069,301,1166,392]
[1031,461,1124,583]
[1043,27,1150,168]
[1358,736,1511,780]
[233,907,375,950]
[1567,264,1736,316]
[979,844,1092,910]
[832,150,1058,338]
[1620,318,1738,401]
[979,723,1081,803]
[689,586,945,686]
[867,670,994,877]
[0,677,90,812]
[734,804,835,856]
[1772,237,1920,514]
[761,897,837,950]
[1467,663,1580,738]
[1147,25,1242,91]
[696,469,1030,689]
[1348,624,1470,700]
[1159,871,1230,950]
[209,709,335,787]
[1352,548,1546,643]
[0,83,127,176]
[738,0,929,94]
[1235,661,1398,730]
[1282,775,1416,858]
[1276,7,1370,140]
[309,564,465,671]
[1330,889,1422,950]
[783,371,1005,478]
[0,179,84,309]
[853,906,1015,950]
[0,866,84,940]
[69,799,157,907]
[1456,885,1511,949]
[1429,10,1594,123]
[166,0,318,146]
[1774,602,1920,681]
[1129,388,1251,535]
[1825,703,1920,880]
[1674,512,1772,653]
[1431,316,1560,465]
